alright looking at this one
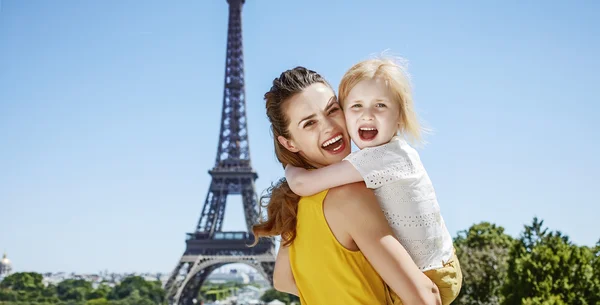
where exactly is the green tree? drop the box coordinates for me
[589,239,600,304]
[0,272,45,292]
[502,217,599,305]
[108,276,164,305]
[0,272,55,302]
[87,284,111,300]
[109,290,155,305]
[85,298,109,305]
[521,295,567,305]
[42,283,58,299]
[453,222,514,305]
[260,288,299,304]
[57,279,93,301]
[0,289,18,302]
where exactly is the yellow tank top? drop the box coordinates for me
[289,190,394,304]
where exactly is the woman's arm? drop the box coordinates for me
[285,161,363,196]
[335,183,441,305]
[273,244,299,296]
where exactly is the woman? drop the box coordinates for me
[252,67,441,305]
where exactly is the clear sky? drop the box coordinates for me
[1,0,598,274]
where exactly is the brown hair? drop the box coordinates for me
[251,67,332,247]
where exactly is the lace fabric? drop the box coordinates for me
[344,137,454,271]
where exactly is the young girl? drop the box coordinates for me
[285,57,462,305]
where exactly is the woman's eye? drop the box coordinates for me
[328,107,340,115]
[303,121,315,128]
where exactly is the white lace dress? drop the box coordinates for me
[343,136,454,271]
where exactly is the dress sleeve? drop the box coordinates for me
[343,138,423,189]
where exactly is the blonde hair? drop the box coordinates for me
[338,57,425,144]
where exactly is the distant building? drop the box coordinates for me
[206,269,251,284]
[0,252,12,281]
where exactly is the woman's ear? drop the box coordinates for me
[277,136,300,153]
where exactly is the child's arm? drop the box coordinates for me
[285,161,364,196]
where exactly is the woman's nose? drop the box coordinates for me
[321,116,335,133]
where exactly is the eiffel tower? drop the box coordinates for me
[164,1,275,304]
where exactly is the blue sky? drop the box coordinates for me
[1,0,598,274]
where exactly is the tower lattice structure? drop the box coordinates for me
[164,1,275,304]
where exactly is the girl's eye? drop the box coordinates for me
[303,121,315,128]
[376,103,387,108]
[350,104,362,108]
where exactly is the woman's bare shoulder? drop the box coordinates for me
[322,182,379,251]
[325,182,379,214]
